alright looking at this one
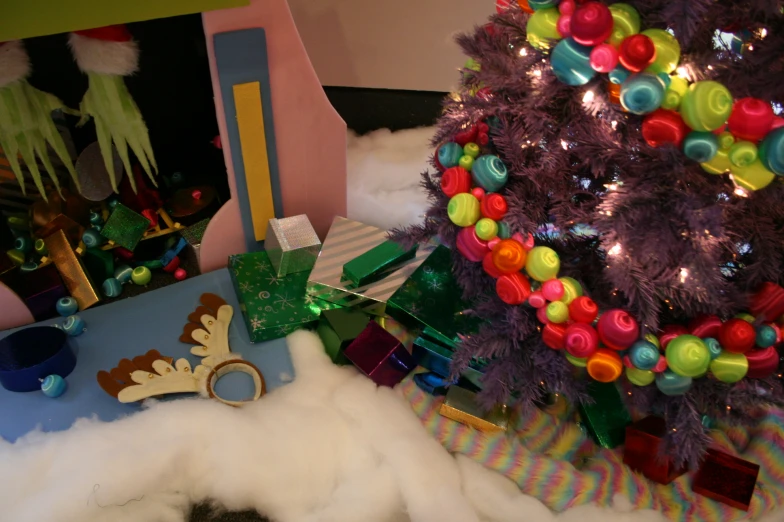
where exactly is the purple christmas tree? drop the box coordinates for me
[394,0,784,466]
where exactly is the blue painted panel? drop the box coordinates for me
[0,269,294,442]
[214,28,284,253]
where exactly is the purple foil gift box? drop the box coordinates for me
[344,321,416,387]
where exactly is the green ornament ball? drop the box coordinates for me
[710,351,748,383]
[607,3,641,47]
[447,193,481,227]
[642,29,681,75]
[626,367,655,386]
[475,218,498,241]
[665,335,711,377]
[559,276,583,305]
[546,301,570,323]
[526,7,562,50]
[680,81,733,132]
[131,266,152,286]
[525,246,561,282]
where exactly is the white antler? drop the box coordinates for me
[117,359,209,403]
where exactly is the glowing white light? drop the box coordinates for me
[611,120,618,130]
[680,268,689,283]
[760,28,768,39]
[748,44,754,51]
[707,65,714,70]
[561,140,568,150]
[608,243,623,256]
[583,90,595,103]
[734,186,749,198]
[533,69,542,78]
[519,47,528,56]
[607,183,618,191]
[676,66,689,78]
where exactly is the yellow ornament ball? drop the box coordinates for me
[447,193,481,227]
[525,246,560,282]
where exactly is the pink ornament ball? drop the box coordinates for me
[541,278,565,301]
[557,15,572,38]
[658,324,688,349]
[528,291,547,308]
[471,187,486,200]
[559,0,576,15]
[570,1,614,46]
[564,322,599,358]
[597,309,639,350]
[652,355,668,373]
[174,268,187,281]
[728,97,775,142]
[441,167,472,198]
[589,43,619,73]
[537,305,551,324]
[456,227,489,262]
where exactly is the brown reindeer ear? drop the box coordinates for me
[181,293,231,344]
[188,306,213,324]
[200,293,227,312]
[97,350,177,400]
[180,323,202,343]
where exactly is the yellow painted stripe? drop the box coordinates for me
[233,82,275,241]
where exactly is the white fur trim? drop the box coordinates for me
[0,41,30,88]
[68,33,139,75]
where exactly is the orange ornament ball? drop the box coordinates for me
[587,349,623,382]
[492,239,528,274]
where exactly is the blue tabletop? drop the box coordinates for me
[0,268,295,442]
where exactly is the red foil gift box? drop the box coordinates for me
[623,416,687,485]
[692,448,760,511]
[344,321,416,387]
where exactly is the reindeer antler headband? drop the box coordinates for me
[97,293,265,406]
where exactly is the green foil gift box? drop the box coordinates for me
[307,217,432,316]
[229,250,341,342]
[387,245,481,348]
[576,381,632,449]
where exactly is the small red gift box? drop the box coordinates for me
[344,321,416,387]
[692,448,760,511]
[623,416,687,485]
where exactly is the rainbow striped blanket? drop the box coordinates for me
[400,378,784,521]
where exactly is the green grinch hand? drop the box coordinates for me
[0,41,80,201]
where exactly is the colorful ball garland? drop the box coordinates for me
[514,1,783,192]
[438,122,782,389]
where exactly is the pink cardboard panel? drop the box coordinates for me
[200,0,347,273]
[0,281,34,331]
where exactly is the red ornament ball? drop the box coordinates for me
[619,34,657,72]
[471,187,486,200]
[542,323,568,350]
[454,124,479,146]
[688,314,723,338]
[163,256,181,273]
[496,272,532,305]
[528,291,547,308]
[658,325,688,349]
[749,282,784,322]
[568,296,598,324]
[728,97,775,142]
[482,252,502,278]
[441,167,472,198]
[597,309,639,350]
[559,0,576,15]
[564,323,599,358]
[570,1,613,46]
[537,305,550,324]
[745,346,779,379]
[481,193,508,221]
[174,268,187,281]
[718,318,756,354]
[642,109,689,147]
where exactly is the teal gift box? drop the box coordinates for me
[229,251,341,342]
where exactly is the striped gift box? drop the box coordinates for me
[307,217,433,315]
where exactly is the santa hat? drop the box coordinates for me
[0,40,31,88]
[68,24,139,76]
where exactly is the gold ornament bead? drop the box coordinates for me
[148,373,154,379]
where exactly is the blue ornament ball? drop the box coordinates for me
[528,0,559,9]
[550,38,596,86]
[683,131,719,163]
[55,297,79,317]
[437,142,464,170]
[629,339,659,370]
[20,261,38,272]
[89,210,104,226]
[655,369,692,396]
[620,73,665,115]
[759,127,784,176]
[703,337,723,360]
[62,315,86,337]
[756,325,778,348]
[82,229,105,248]
[472,155,509,192]
[103,277,123,298]
[41,375,67,398]
[107,198,120,210]
[608,64,631,85]
[14,235,33,254]
[114,265,134,284]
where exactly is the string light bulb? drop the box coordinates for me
[583,90,595,103]
[609,243,623,256]
[519,47,528,56]
[561,140,568,150]
[680,267,689,283]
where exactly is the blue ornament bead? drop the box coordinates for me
[82,229,105,248]
[20,261,38,272]
[437,142,463,170]
[759,127,784,176]
[114,265,134,284]
[629,339,659,370]
[89,210,103,226]
[620,73,665,115]
[107,198,120,210]
[55,297,79,317]
[62,315,86,337]
[683,131,719,163]
[756,325,778,348]
[102,277,123,298]
[608,65,631,85]
[14,235,33,254]
[528,0,559,9]
[655,369,692,396]
[550,38,596,86]
[472,155,508,192]
[703,337,723,360]
[41,375,67,398]
[656,72,672,89]
[93,224,103,233]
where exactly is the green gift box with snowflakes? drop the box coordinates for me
[229,251,342,343]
